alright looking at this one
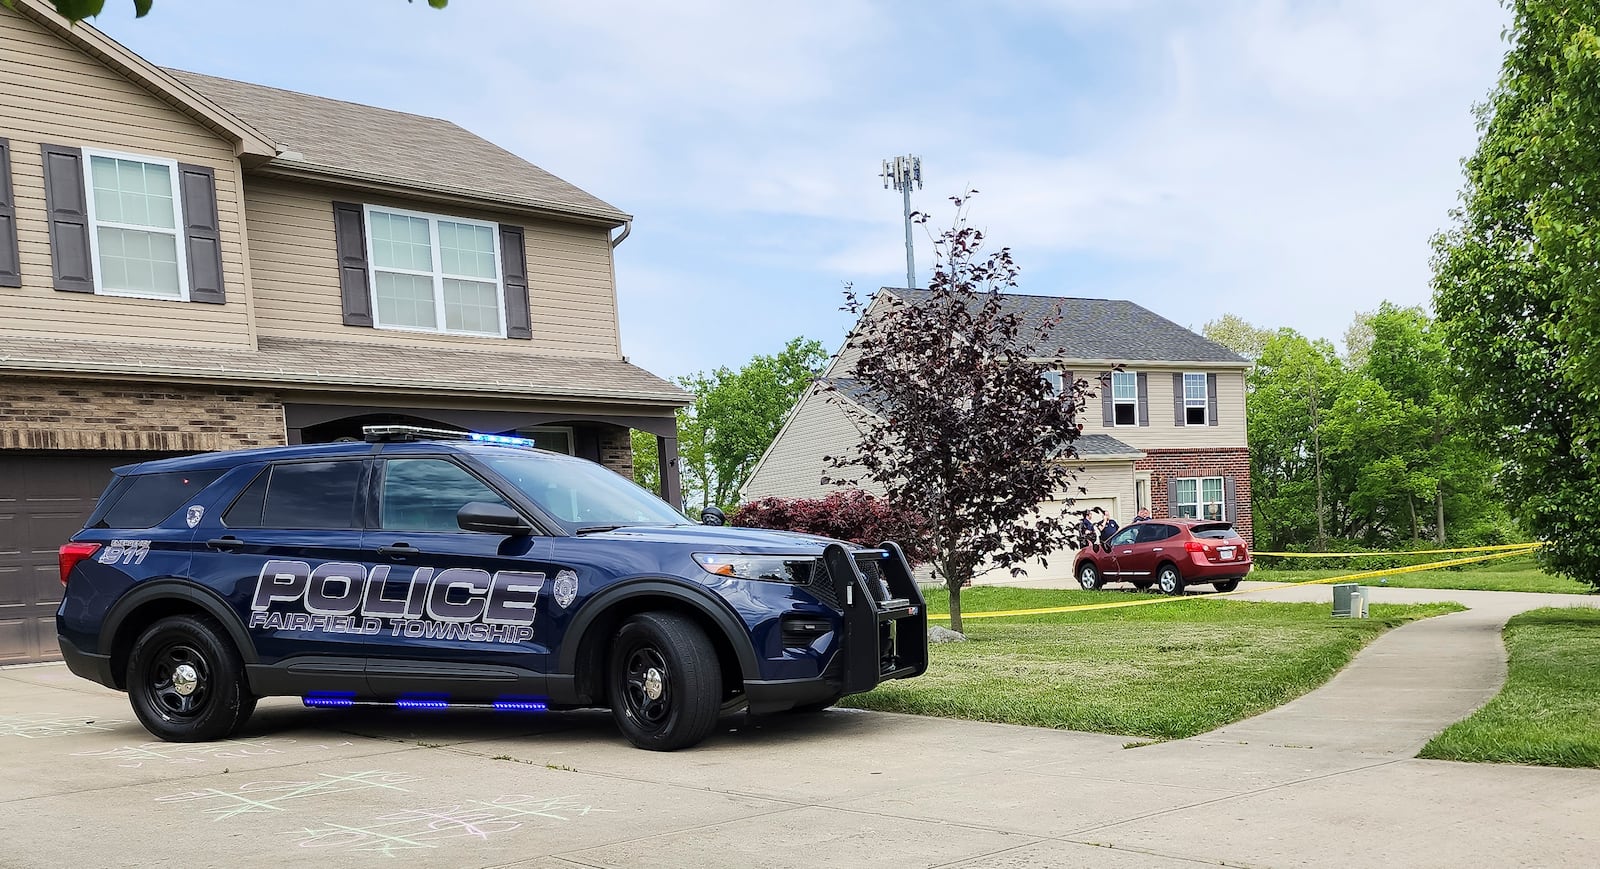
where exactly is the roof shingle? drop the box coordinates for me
[167,69,628,224]
[886,289,1246,365]
[0,336,688,405]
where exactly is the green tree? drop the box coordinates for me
[9,0,444,20]
[1246,330,1348,550]
[1202,314,1274,361]
[1432,0,1600,585]
[631,339,828,514]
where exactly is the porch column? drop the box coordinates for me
[656,434,682,510]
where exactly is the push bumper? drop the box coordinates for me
[744,541,928,715]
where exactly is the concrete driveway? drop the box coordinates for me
[2,584,1596,868]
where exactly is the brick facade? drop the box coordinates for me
[1134,447,1253,544]
[0,377,286,452]
[596,423,633,479]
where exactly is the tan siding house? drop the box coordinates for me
[0,0,687,665]
[742,288,1253,580]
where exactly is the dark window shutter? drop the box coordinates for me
[1224,475,1237,523]
[332,201,373,327]
[1101,374,1114,426]
[177,163,225,304]
[498,223,531,340]
[1172,373,1185,426]
[1063,370,1074,408]
[1207,373,1220,427]
[1137,372,1149,427]
[40,144,94,293]
[0,139,19,288]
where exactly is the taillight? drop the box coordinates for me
[1184,541,1209,554]
[59,542,101,586]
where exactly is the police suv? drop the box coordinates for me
[56,426,928,750]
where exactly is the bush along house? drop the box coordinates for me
[741,288,1251,576]
[0,0,689,664]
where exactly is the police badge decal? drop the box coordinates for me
[552,569,579,609]
[186,505,205,528]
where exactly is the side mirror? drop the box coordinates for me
[457,501,532,536]
[700,506,726,527]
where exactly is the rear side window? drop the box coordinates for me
[99,470,224,529]
[225,461,363,529]
[1136,523,1178,543]
[1191,523,1236,540]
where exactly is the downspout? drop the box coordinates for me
[610,219,632,248]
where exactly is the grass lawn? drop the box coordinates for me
[844,586,1462,740]
[1247,554,1592,595]
[1420,607,1600,768]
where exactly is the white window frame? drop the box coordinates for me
[518,425,576,456]
[1183,372,1209,426]
[1111,370,1139,426]
[80,148,190,302]
[363,204,507,338]
[1172,475,1224,520]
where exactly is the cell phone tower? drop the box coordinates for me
[881,155,922,290]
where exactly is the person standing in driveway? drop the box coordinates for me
[1132,507,1153,523]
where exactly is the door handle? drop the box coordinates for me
[1121,549,1133,555]
[1152,548,1163,552]
[206,536,244,553]
[378,542,418,560]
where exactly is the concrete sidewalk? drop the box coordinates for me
[2,584,1597,867]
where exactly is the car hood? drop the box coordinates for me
[578,525,863,554]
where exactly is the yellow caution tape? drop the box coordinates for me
[927,544,1543,621]
[1253,542,1543,557]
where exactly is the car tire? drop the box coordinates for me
[1156,564,1186,596]
[126,614,255,743]
[1077,562,1102,591]
[1213,579,1241,593]
[609,612,722,751]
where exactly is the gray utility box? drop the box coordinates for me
[1332,582,1369,618]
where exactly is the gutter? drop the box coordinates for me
[610,219,632,248]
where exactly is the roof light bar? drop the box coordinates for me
[362,425,537,447]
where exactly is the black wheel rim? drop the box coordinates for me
[148,642,210,718]
[621,644,672,731]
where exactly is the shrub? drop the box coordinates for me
[732,490,932,563]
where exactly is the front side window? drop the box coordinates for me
[381,458,509,532]
[84,151,186,299]
[1172,476,1225,520]
[1111,371,1138,425]
[1184,373,1208,425]
[367,206,504,336]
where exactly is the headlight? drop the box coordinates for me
[693,553,815,584]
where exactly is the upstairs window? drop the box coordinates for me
[1184,373,1209,425]
[83,150,187,300]
[1111,371,1138,425]
[366,206,505,337]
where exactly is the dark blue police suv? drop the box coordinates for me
[56,426,927,750]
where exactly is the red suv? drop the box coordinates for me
[1074,519,1251,595]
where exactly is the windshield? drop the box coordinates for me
[479,453,688,532]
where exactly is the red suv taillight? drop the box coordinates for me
[58,542,101,586]
[1184,541,1209,554]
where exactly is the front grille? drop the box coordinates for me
[854,552,895,602]
[801,559,841,611]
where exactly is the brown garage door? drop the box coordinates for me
[0,454,140,664]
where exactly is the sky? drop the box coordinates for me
[95,0,1513,379]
